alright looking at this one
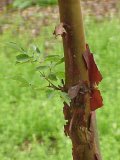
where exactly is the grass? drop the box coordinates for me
[13,0,57,9]
[0,12,120,160]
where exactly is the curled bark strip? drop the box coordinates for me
[53,23,67,38]
[83,44,103,111]
[90,89,103,111]
[94,153,101,160]
[68,84,81,99]
[67,80,103,111]
[68,81,90,99]
[83,44,103,85]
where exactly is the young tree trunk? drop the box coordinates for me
[57,0,102,159]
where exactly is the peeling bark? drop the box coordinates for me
[57,0,102,160]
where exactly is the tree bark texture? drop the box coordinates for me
[58,0,102,160]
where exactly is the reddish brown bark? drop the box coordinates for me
[57,0,102,160]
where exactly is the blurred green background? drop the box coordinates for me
[13,0,57,8]
[0,0,120,160]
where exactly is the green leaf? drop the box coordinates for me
[56,71,65,79]
[36,47,41,54]
[45,89,54,98]
[12,75,26,82]
[48,73,57,81]
[13,1,32,9]
[32,86,46,91]
[45,55,60,62]
[9,42,26,53]
[55,57,64,65]
[19,82,30,87]
[32,45,41,54]
[16,54,30,63]
[20,47,26,53]
[36,66,48,71]
[12,75,30,87]
[59,92,71,106]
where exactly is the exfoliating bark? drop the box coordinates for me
[57,0,103,159]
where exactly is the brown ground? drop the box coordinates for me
[0,0,120,36]
[20,0,120,27]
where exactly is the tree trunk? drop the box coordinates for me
[57,0,102,159]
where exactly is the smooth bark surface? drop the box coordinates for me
[58,0,102,159]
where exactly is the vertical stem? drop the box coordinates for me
[58,0,102,160]
[58,0,87,88]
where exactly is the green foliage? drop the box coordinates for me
[12,42,67,103]
[0,14,120,160]
[16,54,30,62]
[36,65,48,71]
[60,92,71,106]
[12,75,30,87]
[13,0,57,9]
[48,73,57,81]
